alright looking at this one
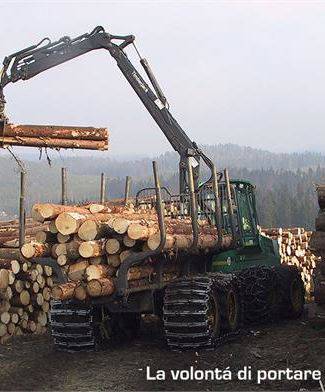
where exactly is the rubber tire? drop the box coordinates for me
[275,265,305,319]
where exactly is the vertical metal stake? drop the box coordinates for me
[19,171,26,247]
[211,164,223,248]
[124,176,131,205]
[61,167,67,205]
[224,168,236,242]
[100,173,106,204]
[187,158,199,252]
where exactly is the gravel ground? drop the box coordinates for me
[0,312,324,391]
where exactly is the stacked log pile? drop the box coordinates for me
[20,202,232,302]
[0,218,48,247]
[0,258,51,344]
[1,124,109,151]
[310,185,325,324]
[261,227,318,298]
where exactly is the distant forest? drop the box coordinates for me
[0,143,323,229]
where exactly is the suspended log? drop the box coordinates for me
[3,124,108,141]
[0,136,108,151]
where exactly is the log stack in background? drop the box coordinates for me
[21,202,232,303]
[310,185,325,324]
[0,257,52,344]
[0,218,48,247]
[261,227,318,299]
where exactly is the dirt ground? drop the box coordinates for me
[0,309,324,391]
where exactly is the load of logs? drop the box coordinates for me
[310,185,325,324]
[19,202,232,302]
[0,124,109,150]
[0,257,51,344]
[261,227,318,298]
[0,218,48,247]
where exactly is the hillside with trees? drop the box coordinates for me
[0,143,323,229]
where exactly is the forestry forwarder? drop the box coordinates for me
[0,27,305,351]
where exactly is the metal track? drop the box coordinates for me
[50,300,98,352]
[163,273,241,350]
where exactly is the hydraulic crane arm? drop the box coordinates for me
[0,26,215,192]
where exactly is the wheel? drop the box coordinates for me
[275,265,305,319]
[163,275,223,349]
[236,266,278,324]
[221,287,240,332]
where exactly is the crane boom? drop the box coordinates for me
[0,26,215,192]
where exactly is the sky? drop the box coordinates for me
[0,0,325,159]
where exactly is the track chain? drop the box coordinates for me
[50,300,99,352]
[163,273,241,350]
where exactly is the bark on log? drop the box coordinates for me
[4,124,108,141]
[55,212,113,235]
[85,264,110,281]
[57,233,70,244]
[87,278,114,297]
[107,254,121,267]
[78,220,110,241]
[21,242,50,259]
[35,231,57,244]
[86,204,111,214]
[127,265,154,281]
[1,136,108,151]
[74,283,87,301]
[12,290,30,306]
[32,203,90,222]
[51,282,77,300]
[123,235,136,248]
[0,269,9,290]
[67,260,89,282]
